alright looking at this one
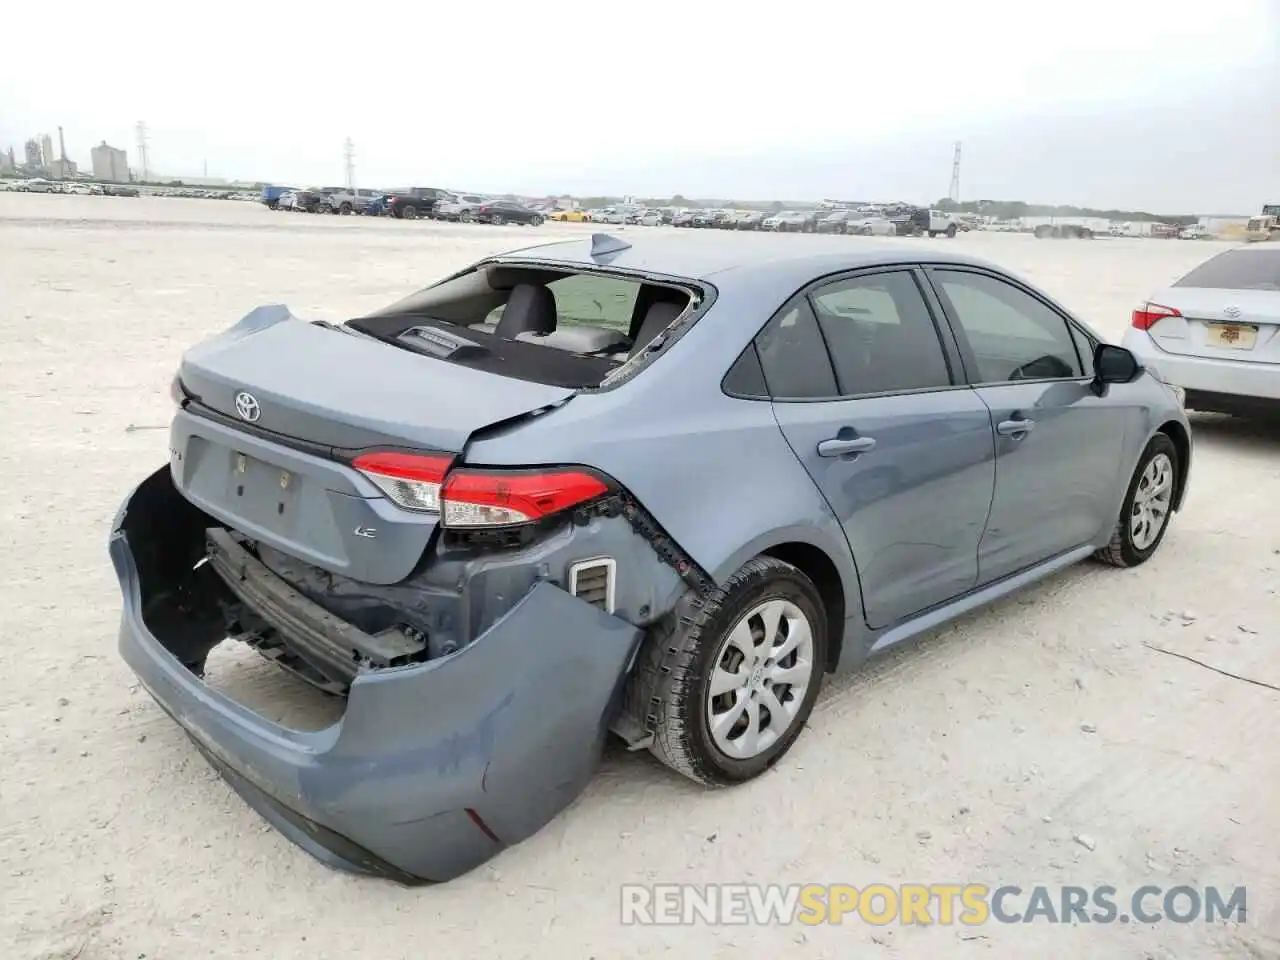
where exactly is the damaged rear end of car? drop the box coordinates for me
[110,250,714,883]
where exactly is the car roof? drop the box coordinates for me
[490,233,998,286]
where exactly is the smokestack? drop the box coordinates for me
[58,126,67,162]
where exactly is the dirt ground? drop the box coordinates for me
[1,194,1277,960]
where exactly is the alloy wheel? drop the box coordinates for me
[1130,452,1174,549]
[706,599,815,760]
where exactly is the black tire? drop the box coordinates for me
[460,210,473,223]
[1094,433,1179,568]
[401,204,418,220]
[491,213,505,225]
[531,215,544,226]
[945,223,957,238]
[636,557,829,786]
[339,202,352,215]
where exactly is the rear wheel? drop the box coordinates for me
[945,223,957,237]
[639,557,827,785]
[531,214,544,226]
[401,204,418,220]
[460,210,473,223]
[491,213,505,225]
[339,202,352,215]
[1094,434,1178,568]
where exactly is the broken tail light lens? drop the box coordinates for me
[352,451,452,513]
[441,467,611,528]
[1132,302,1181,331]
[352,453,612,527]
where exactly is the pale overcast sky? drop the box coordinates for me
[2,0,1277,212]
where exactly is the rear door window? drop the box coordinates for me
[754,300,838,399]
[809,271,953,395]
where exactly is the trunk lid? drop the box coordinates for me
[170,307,576,585]
[1143,287,1280,364]
[180,307,576,451]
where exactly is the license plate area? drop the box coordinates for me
[228,451,302,531]
[1205,322,1257,350]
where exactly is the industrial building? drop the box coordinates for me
[25,139,42,169]
[91,141,130,182]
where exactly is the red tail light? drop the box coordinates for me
[352,452,610,527]
[1132,302,1180,331]
[441,467,610,527]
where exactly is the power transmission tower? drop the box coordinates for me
[343,137,356,191]
[135,121,150,181]
[949,141,961,203]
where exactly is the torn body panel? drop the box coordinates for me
[110,467,673,881]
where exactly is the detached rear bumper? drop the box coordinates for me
[110,467,643,884]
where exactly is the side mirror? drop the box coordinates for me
[1094,343,1142,387]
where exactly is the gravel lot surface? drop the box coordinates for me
[2,194,1277,959]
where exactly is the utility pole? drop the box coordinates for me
[343,137,356,192]
[135,121,150,182]
[949,141,962,204]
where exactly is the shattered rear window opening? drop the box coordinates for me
[348,263,702,389]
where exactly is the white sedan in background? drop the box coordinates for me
[1124,245,1280,417]
[846,215,897,236]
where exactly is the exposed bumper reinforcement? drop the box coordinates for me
[207,527,425,686]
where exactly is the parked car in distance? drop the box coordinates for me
[1178,225,1211,240]
[435,194,489,222]
[734,211,767,230]
[672,210,698,227]
[474,199,545,225]
[317,187,360,215]
[549,209,590,222]
[816,210,856,234]
[592,207,627,225]
[20,178,54,193]
[637,210,665,226]
[1123,245,1280,417]
[846,214,897,237]
[114,233,1190,888]
[278,189,322,213]
[385,187,450,220]
[762,211,812,232]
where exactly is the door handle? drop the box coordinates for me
[817,435,876,458]
[996,418,1035,437]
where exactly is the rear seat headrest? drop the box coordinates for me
[495,283,557,339]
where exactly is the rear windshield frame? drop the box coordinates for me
[1173,249,1280,291]
[348,258,717,393]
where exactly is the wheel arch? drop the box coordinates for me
[1156,419,1191,511]
[758,541,848,671]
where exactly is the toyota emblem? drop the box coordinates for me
[234,391,262,422]
[1223,305,1242,320]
